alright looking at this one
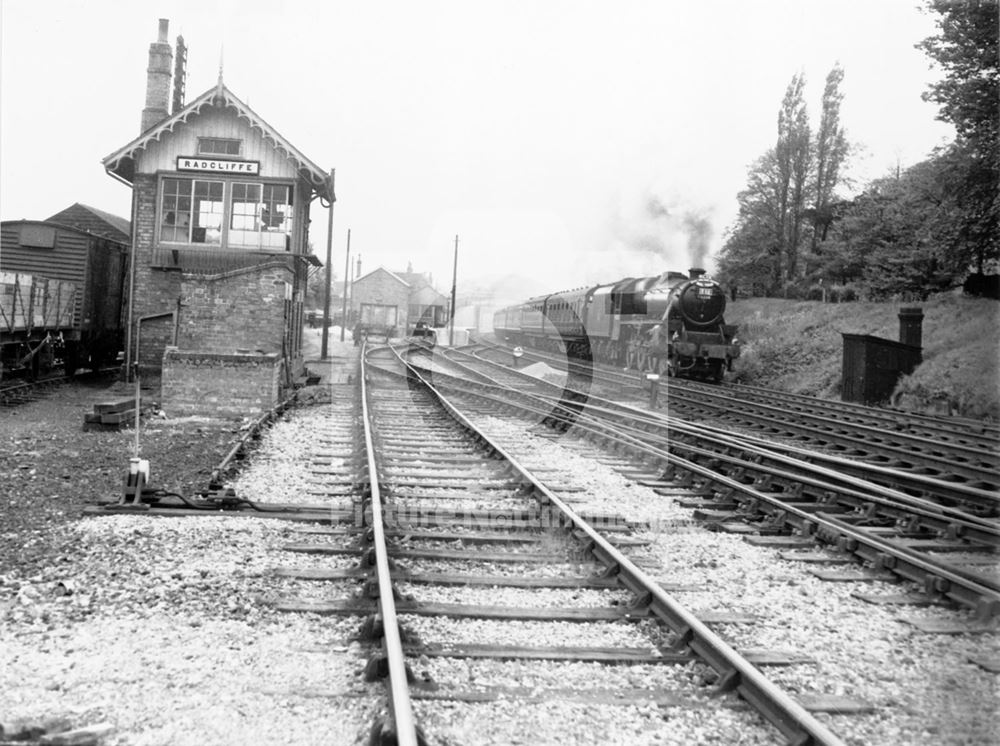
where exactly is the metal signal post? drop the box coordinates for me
[449,234,458,347]
[340,228,351,342]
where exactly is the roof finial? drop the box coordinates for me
[217,44,224,92]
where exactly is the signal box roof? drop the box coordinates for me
[102,81,334,203]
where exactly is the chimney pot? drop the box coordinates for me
[158,18,169,42]
[898,307,923,349]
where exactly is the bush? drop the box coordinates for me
[828,284,857,302]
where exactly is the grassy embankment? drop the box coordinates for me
[727,291,1000,421]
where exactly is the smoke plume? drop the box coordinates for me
[593,186,717,283]
[682,211,712,270]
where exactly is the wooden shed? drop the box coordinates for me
[841,333,922,405]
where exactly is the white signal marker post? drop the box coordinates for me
[646,372,660,408]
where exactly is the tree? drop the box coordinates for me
[820,157,957,299]
[810,64,850,253]
[917,0,999,272]
[717,151,785,294]
[799,199,863,286]
[774,73,812,284]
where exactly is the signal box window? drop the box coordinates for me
[229,183,294,250]
[160,178,224,244]
[197,138,242,156]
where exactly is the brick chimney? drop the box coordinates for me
[898,307,924,349]
[140,19,173,133]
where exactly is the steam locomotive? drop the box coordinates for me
[493,268,740,382]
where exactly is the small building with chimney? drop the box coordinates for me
[350,267,449,337]
[102,19,333,415]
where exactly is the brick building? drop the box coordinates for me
[101,20,332,413]
[397,270,450,329]
[351,267,448,336]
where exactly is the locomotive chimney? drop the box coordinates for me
[140,19,174,134]
[898,307,924,349]
[688,268,706,280]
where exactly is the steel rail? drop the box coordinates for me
[658,417,1000,530]
[440,346,1000,516]
[359,343,422,746]
[586,396,999,542]
[603,418,1000,610]
[554,394,1000,518]
[529,387,1000,535]
[480,338,1000,443]
[383,346,847,746]
[0,371,79,405]
[682,376,1000,441]
[485,342,1000,479]
[495,377,1000,609]
[658,428,1000,550]
[399,352,1000,614]
[664,390,999,479]
[528,391,1000,533]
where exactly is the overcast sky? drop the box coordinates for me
[1,0,954,299]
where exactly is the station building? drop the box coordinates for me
[102,20,333,415]
[351,267,449,336]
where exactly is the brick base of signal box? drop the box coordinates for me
[161,348,283,418]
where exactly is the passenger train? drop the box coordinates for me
[493,269,739,382]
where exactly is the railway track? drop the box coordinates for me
[353,345,853,743]
[74,340,999,743]
[405,343,1000,620]
[1,374,72,407]
[87,343,850,743]
[0,368,120,408]
[477,341,1000,492]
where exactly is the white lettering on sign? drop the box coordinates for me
[176,157,261,174]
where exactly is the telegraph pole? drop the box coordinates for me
[321,170,335,359]
[340,229,351,342]
[449,234,458,346]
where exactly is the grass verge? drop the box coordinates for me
[728,292,1000,421]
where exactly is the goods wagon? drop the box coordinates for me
[1,220,128,378]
